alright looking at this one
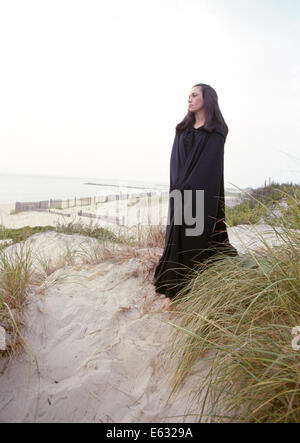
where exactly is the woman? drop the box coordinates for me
[153,83,238,310]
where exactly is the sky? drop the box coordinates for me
[0,0,300,189]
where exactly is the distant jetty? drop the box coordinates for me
[84,182,151,190]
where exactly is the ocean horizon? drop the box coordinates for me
[0,172,169,205]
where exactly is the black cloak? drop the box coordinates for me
[153,123,238,299]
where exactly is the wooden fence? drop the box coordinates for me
[14,191,169,225]
[78,210,126,226]
[16,196,94,212]
[15,191,163,212]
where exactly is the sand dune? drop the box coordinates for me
[0,200,292,423]
[0,231,214,423]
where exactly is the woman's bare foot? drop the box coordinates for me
[160,297,172,311]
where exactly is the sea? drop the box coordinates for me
[0,172,169,205]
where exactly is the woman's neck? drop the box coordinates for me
[194,110,206,128]
[193,121,205,129]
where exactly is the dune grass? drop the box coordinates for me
[166,184,300,423]
[0,224,56,250]
[226,181,300,227]
[0,241,35,357]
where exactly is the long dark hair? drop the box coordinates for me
[175,83,228,138]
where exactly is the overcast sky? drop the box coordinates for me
[0,0,299,189]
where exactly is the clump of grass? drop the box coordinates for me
[0,242,34,356]
[226,199,265,225]
[0,225,56,250]
[75,239,121,266]
[134,221,166,248]
[54,217,135,246]
[166,184,300,423]
[250,181,299,205]
[226,182,300,227]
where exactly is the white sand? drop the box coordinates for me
[0,200,293,423]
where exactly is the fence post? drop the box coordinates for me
[159,193,162,225]
[147,192,152,225]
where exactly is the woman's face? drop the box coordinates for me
[188,86,204,112]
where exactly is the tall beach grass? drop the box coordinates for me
[166,183,300,422]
